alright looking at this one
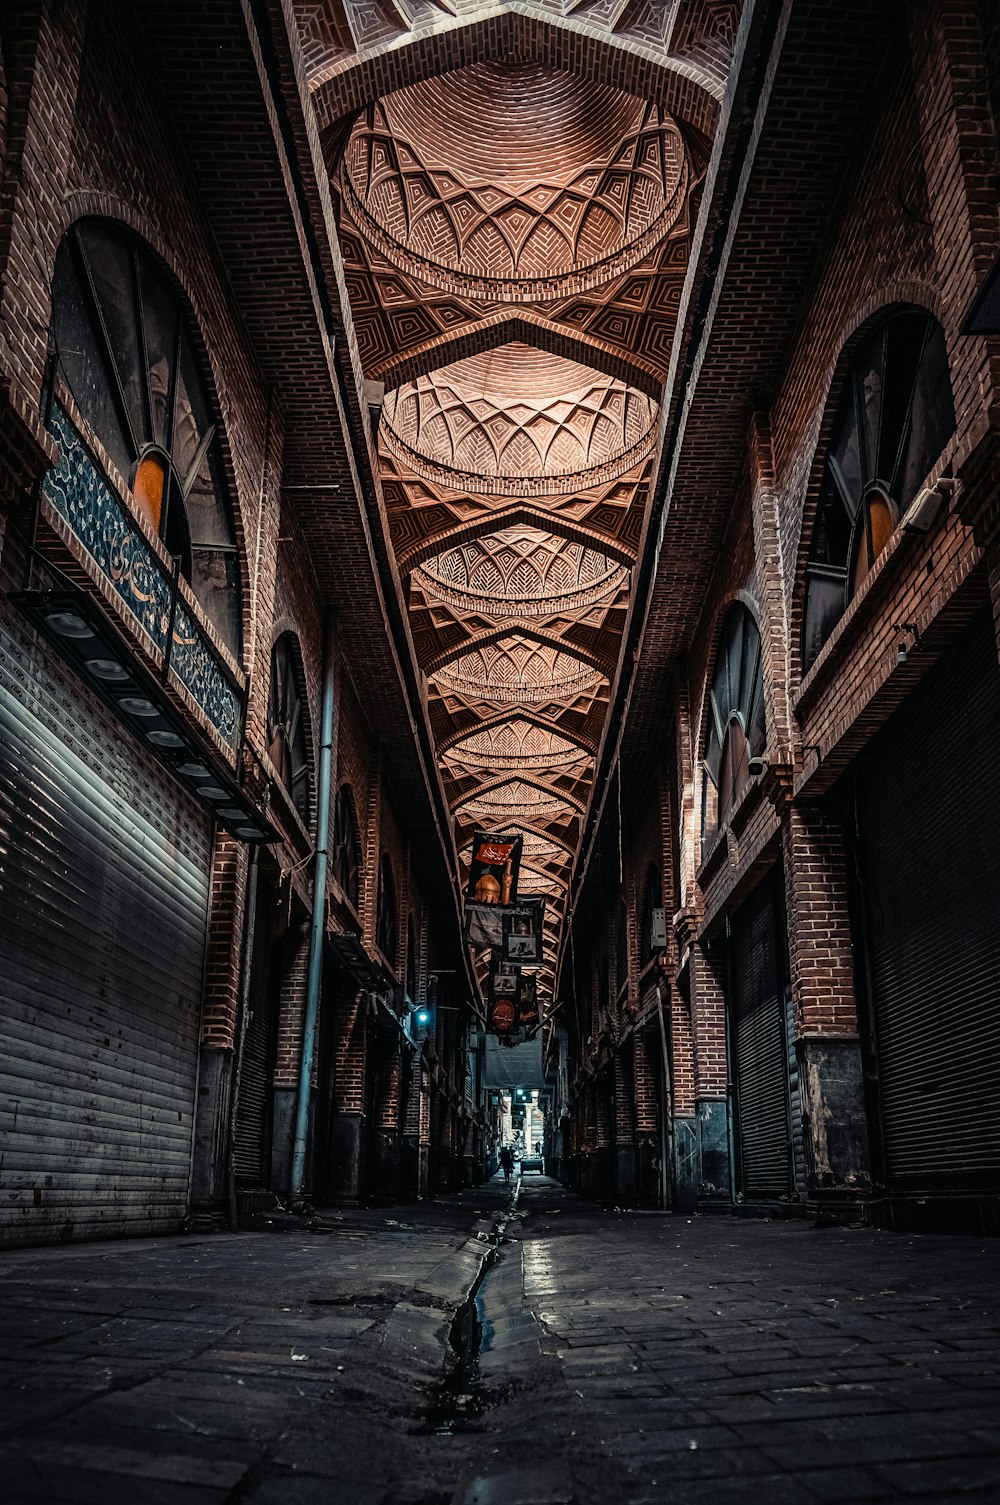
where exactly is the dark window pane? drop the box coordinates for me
[726,605,744,714]
[803,572,845,671]
[51,239,132,478]
[856,326,884,485]
[186,440,235,548]
[878,312,926,490]
[190,548,240,654]
[829,394,863,513]
[76,224,144,451]
[899,319,955,506]
[812,479,853,567]
[739,614,760,718]
[172,329,214,484]
[138,259,179,449]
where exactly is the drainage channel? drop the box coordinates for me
[412,1183,521,1436]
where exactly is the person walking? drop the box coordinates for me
[499,1145,514,1185]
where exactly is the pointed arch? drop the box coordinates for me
[438,708,598,758]
[377,311,662,399]
[311,11,723,139]
[425,623,611,679]
[398,505,636,574]
[452,773,585,817]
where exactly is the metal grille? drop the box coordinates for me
[855,608,1000,1191]
[233,910,278,1186]
[0,644,210,1245]
[730,873,791,1199]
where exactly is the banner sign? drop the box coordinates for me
[466,830,522,906]
[488,955,521,1036]
[502,899,545,965]
[464,900,504,950]
[516,971,540,1034]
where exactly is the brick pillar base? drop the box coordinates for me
[783,805,871,1214]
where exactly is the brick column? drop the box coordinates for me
[782,802,871,1214]
[370,1025,402,1204]
[0,1,88,414]
[327,983,368,1204]
[633,1027,660,1206]
[613,1044,637,1203]
[270,921,310,1195]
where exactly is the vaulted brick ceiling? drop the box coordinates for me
[305,0,736,1015]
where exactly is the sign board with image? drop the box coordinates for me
[501,898,545,965]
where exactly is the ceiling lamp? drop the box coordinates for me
[12,587,275,843]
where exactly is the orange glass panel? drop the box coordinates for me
[868,491,895,561]
[852,489,896,595]
[133,453,167,533]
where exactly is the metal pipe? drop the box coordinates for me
[291,607,336,1199]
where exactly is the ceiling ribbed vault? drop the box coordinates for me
[310,24,728,1017]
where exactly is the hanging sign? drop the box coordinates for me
[502,898,545,965]
[488,955,521,1037]
[464,901,504,950]
[466,831,522,906]
[517,971,540,1034]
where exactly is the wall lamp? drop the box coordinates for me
[901,477,956,535]
[895,621,921,665]
[11,586,275,843]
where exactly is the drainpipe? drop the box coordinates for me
[291,607,336,1201]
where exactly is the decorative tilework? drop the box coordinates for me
[43,404,242,749]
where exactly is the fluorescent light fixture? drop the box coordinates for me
[46,610,94,639]
[86,657,130,682]
[117,695,158,717]
[12,587,276,845]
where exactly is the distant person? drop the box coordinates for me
[499,1146,514,1184]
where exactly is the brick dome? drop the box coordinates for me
[341,61,689,301]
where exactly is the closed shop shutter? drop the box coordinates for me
[853,608,1000,1192]
[0,642,211,1245]
[233,897,279,1187]
[730,871,792,1198]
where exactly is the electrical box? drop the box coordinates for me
[651,907,668,949]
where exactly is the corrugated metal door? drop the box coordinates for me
[233,895,279,1187]
[0,659,211,1245]
[854,608,1000,1192]
[730,871,792,1198]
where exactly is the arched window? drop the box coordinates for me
[702,603,765,853]
[640,863,662,969]
[376,854,397,966]
[614,893,629,997]
[802,308,955,672]
[267,633,310,825]
[50,220,241,653]
[333,785,360,910]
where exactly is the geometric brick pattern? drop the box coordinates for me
[341,66,688,301]
[310,8,736,1013]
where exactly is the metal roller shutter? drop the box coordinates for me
[233,898,279,1187]
[0,643,211,1245]
[853,608,1000,1192]
[730,872,792,1198]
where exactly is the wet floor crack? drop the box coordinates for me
[411,1186,520,1436]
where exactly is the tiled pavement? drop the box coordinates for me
[0,1177,997,1504]
[508,1179,1000,1505]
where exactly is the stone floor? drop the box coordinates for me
[0,1177,997,1504]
